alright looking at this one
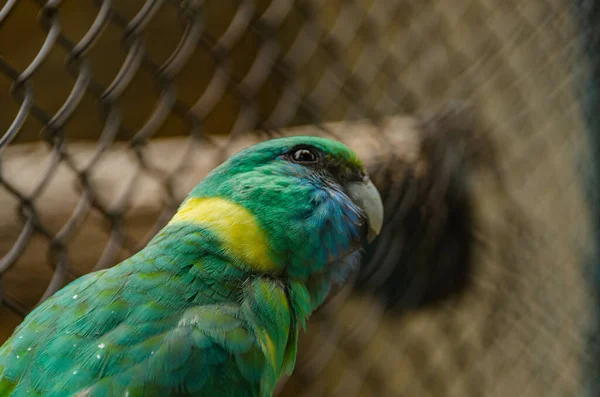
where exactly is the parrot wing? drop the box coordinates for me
[0,265,270,397]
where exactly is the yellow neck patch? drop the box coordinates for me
[170,197,279,272]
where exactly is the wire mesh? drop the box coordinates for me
[0,0,596,396]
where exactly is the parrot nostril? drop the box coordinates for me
[348,169,367,182]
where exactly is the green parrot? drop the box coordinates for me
[0,136,384,397]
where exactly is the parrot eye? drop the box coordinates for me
[290,147,319,164]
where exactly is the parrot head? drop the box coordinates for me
[171,136,384,312]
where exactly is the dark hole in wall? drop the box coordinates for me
[353,103,492,313]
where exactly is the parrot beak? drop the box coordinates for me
[346,177,384,243]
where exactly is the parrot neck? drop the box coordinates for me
[150,193,362,319]
[166,196,285,273]
[145,193,361,351]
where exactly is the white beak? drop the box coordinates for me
[346,178,384,242]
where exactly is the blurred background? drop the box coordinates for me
[0,0,599,396]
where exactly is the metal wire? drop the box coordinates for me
[0,1,595,396]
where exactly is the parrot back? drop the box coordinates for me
[0,224,294,397]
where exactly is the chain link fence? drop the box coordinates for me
[0,0,597,396]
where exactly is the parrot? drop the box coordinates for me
[0,136,384,397]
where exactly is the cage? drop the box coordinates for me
[0,0,598,396]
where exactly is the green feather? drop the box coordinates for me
[281,324,299,376]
